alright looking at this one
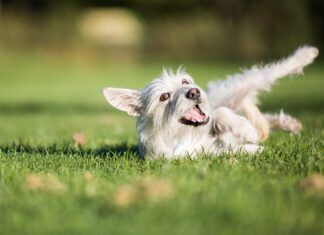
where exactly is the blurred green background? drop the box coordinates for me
[1,0,324,59]
[0,2,323,235]
[0,0,323,144]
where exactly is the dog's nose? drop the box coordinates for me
[186,88,201,100]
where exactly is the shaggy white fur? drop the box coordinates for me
[206,46,319,139]
[103,46,318,159]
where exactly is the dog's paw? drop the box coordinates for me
[293,46,319,67]
[303,46,319,61]
[278,111,302,134]
[241,144,264,154]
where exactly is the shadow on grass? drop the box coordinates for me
[0,142,140,159]
[0,99,323,114]
[0,102,111,114]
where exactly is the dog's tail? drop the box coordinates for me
[206,46,319,111]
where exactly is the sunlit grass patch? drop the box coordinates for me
[0,53,323,235]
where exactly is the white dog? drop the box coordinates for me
[103,46,318,159]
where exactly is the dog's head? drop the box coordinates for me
[103,68,210,132]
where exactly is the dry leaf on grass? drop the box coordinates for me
[25,174,67,195]
[137,177,174,201]
[46,175,67,194]
[114,185,137,208]
[114,177,174,208]
[300,174,324,196]
[25,174,43,190]
[73,132,85,146]
[84,171,95,182]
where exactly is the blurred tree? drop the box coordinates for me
[0,0,323,59]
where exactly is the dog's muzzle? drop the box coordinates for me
[179,103,209,127]
[186,88,201,100]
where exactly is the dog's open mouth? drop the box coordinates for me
[179,104,209,126]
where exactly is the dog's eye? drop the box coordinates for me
[182,79,189,85]
[159,93,170,101]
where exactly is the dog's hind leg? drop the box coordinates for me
[240,101,270,141]
[263,111,302,134]
[206,46,319,111]
[207,46,318,140]
[240,102,302,140]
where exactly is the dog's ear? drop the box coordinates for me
[102,88,142,116]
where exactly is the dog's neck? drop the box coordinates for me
[137,116,213,159]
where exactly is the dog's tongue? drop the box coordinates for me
[183,107,207,122]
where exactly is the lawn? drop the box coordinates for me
[0,51,323,235]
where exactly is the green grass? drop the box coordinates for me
[0,52,323,235]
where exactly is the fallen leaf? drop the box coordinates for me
[113,177,175,208]
[45,175,67,194]
[137,177,174,201]
[73,132,85,146]
[25,173,67,195]
[300,174,324,196]
[114,185,137,208]
[25,174,44,190]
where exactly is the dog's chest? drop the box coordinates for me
[172,133,214,157]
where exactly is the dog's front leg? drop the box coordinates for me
[211,107,260,147]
